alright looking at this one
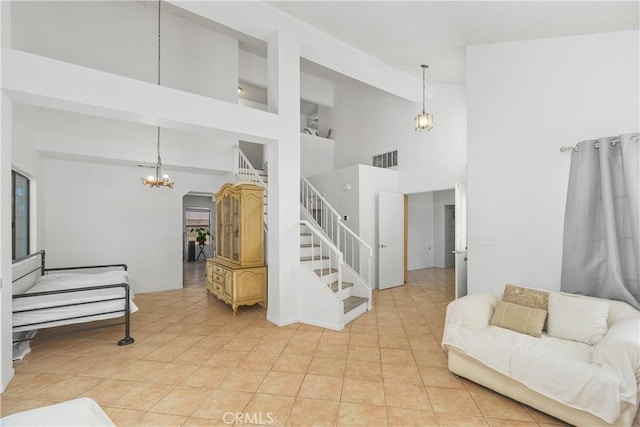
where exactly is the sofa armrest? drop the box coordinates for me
[593,317,640,406]
[444,293,500,331]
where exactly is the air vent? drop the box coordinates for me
[372,150,398,168]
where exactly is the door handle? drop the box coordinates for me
[379,244,387,248]
[453,250,464,254]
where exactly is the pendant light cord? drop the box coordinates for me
[156,0,162,167]
[157,0,161,87]
[421,64,427,114]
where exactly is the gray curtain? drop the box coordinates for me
[561,133,639,309]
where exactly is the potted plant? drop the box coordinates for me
[192,228,211,245]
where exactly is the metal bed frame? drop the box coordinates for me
[12,250,134,346]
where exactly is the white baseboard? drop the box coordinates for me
[1,367,15,394]
[266,314,298,327]
[298,317,343,331]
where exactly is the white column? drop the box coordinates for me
[0,0,15,393]
[266,30,301,325]
[0,93,14,393]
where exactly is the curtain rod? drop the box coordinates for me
[560,135,639,152]
[559,146,579,152]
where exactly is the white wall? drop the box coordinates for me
[467,30,640,295]
[239,49,334,108]
[174,1,422,104]
[12,105,45,255]
[44,159,226,294]
[301,134,334,178]
[183,195,214,210]
[0,96,12,392]
[0,0,15,393]
[407,192,434,270]
[24,106,236,174]
[239,141,264,170]
[308,164,360,233]
[328,81,466,194]
[263,30,302,327]
[12,1,239,102]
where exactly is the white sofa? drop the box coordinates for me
[0,398,114,426]
[442,291,640,427]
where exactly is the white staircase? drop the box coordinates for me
[235,148,268,227]
[298,220,371,329]
[234,147,373,330]
[299,178,373,330]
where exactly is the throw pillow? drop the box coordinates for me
[489,300,548,338]
[502,284,549,310]
[547,293,609,345]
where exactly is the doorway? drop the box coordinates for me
[406,187,466,298]
[406,189,455,270]
[444,204,455,268]
[182,193,215,287]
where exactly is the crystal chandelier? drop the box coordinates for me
[415,64,434,132]
[142,0,173,189]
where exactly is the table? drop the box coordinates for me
[196,243,207,260]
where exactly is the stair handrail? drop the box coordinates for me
[300,219,344,293]
[236,147,268,192]
[301,177,373,288]
[300,177,341,244]
[301,178,341,220]
[337,221,374,286]
[235,147,268,231]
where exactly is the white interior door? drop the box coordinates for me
[378,192,404,290]
[454,182,468,299]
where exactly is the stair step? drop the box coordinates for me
[300,243,320,248]
[300,255,329,262]
[329,281,353,292]
[300,232,312,237]
[314,268,337,277]
[343,296,369,314]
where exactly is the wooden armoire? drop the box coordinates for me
[206,183,266,315]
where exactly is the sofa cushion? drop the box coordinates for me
[489,300,547,337]
[547,293,609,345]
[502,284,549,310]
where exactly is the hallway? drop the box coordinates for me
[183,260,207,288]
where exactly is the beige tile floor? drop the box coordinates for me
[0,265,594,426]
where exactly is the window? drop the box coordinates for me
[12,171,30,260]
[185,208,211,243]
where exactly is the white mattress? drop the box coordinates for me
[0,398,114,426]
[13,271,138,332]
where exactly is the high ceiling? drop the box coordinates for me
[269,1,639,83]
